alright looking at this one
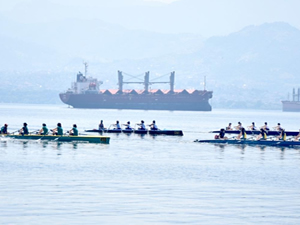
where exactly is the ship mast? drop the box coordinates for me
[83,62,88,77]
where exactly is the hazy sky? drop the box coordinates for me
[1,0,177,10]
[1,0,299,37]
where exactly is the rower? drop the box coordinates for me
[69,124,78,136]
[19,123,29,135]
[234,122,242,130]
[247,122,257,131]
[123,121,132,130]
[236,126,246,140]
[0,124,8,134]
[261,122,270,131]
[137,120,146,130]
[149,120,158,131]
[217,128,227,140]
[294,129,300,141]
[99,120,105,130]
[226,123,233,130]
[276,127,286,141]
[52,123,63,136]
[273,123,282,131]
[114,121,121,130]
[38,123,48,135]
[256,128,267,140]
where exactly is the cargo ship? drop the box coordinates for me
[282,88,300,112]
[59,64,213,111]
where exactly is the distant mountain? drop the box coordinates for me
[0,15,204,71]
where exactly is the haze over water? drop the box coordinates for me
[0,103,300,224]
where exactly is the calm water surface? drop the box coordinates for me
[0,104,300,225]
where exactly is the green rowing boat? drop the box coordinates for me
[3,134,110,144]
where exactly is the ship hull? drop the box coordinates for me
[282,101,300,112]
[59,92,212,111]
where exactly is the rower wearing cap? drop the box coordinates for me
[0,124,8,134]
[248,122,257,131]
[38,123,48,135]
[69,124,78,136]
[149,120,158,131]
[19,123,29,135]
[99,120,105,130]
[137,120,146,130]
[256,128,267,140]
[114,121,121,130]
[52,123,63,136]
[123,121,132,130]
[226,123,233,130]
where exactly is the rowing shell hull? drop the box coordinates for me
[210,130,299,136]
[195,139,300,147]
[85,129,183,135]
[5,134,110,144]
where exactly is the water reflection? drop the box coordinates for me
[72,143,78,149]
[22,141,29,149]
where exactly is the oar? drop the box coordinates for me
[11,130,20,134]
[29,129,40,134]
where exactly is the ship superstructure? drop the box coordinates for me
[282,88,300,112]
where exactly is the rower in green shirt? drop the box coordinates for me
[19,122,29,135]
[39,123,48,135]
[69,124,78,136]
[52,123,63,136]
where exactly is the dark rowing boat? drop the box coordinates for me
[84,129,183,136]
[210,130,299,136]
[195,139,300,147]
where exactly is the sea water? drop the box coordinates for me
[0,103,299,225]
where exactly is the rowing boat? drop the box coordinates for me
[3,134,110,144]
[195,139,300,147]
[210,130,299,136]
[84,129,183,136]
[148,130,183,135]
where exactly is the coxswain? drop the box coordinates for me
[38,123,48,135]
[114,121,121,130]
[69,124,78,136]
[247,122,257,131]
[19,123,29,135]
[99,120,105,130]
[0,124,8,134]
[226,123,233,130]
[149,120,158,130]
[234,122,242,130]
[52,123,63,136]
[276,127,286,141]
[294,129,300,141]
[236,126,246,140]
[124,121,132,130]
[256,128,267,140]
[261,122,270,131]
